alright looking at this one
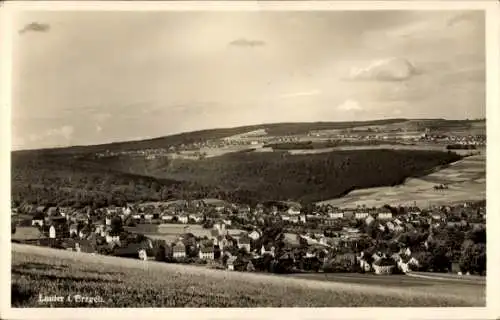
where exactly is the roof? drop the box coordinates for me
[200,246,214,253]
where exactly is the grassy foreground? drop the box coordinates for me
[11,244,484,308]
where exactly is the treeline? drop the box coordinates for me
[446,144,477,150]
[11,149,462,208]
[102,149,462,204]
[264,140,406,150]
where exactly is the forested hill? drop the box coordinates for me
[11,148,462,208]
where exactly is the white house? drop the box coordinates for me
[260,245,275,257]
[329,212,344,219]
[355,212,369,219]
[32,219,44,227]
[199,246,215,260]
[161,214,173,222]
[49,225,56,239]
[377,212,393,220]
[248,230,261,241]
[178,215,189,224]
[172,242,186,259]
[106,234,120,244]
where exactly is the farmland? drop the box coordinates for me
[11,244,484,307]
[317,152,485,208]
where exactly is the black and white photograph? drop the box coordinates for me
[2,1,499,318]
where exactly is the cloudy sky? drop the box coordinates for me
[11,10,485,150]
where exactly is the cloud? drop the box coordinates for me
[346,57,418,82]
[96,124,103,133]
[337,99,363,112]
[46,125,74,140]
[229,38,266,47]
[18,22,50,35]
[447,12,482,27]
[279,90,321,99]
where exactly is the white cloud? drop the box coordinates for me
[279,89,321,99]
[337,99,363,112]
[347,57,417,82]
[96,124,103,133]
[47,125,74,140]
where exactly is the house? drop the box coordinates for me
[106,234,121,245]
[237,234,252,252]
[365,215,375,226]
[178,215,189,224]
[199,246,215,260]
[248,230,261,241]
[260,244,275,257]
[394,218,403,226]
[227,256,237,271]
[289,215,299,224]
[377,212,393,220]
[372,257,396,275]
[355,212,369,219]
[299,214,307,223]
[69,224,79,237]
[144,213,154,222]
[329,212,344,219]
[172,241,186,259]
[49,225,56,239]
[31,214,45,227]
[161,214,173,222]
[357,252,373,272]
[398,255,420,273]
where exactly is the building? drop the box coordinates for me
[199,246,215,260]
[227,256,237,271]
[365,215,375,226]
[49,225,56,239]
[172,242,186,259]
[237,234,252,252]
[178,215,189,224]
[377,212,393,220]
[69,224,78,237]
[329,212,344,219]
[248,230,261,241]
[355,212,369,219]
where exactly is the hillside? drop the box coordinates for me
[11,244,485,307]
[11,148,462,206]
[14,119,410,155]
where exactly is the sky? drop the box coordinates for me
[11,10,485,150]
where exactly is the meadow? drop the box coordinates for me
[318,153,485,208]
[12,244,484,307]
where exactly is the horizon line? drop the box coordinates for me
[11,117,486,153]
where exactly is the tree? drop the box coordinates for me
[110,216,124,235]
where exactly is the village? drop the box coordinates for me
[11,198,486,277]
[93,129,486,161]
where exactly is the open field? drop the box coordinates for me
[125,224,244,243]
[11,244,484,307]
[284,272,485,290]
[317,153,485,208]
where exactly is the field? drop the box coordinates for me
[11,244,485,307]
[125,224,244,243]
[318,152,485,208]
